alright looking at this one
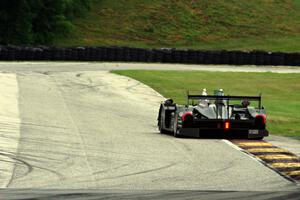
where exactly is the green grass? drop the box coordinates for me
[54,0,300,52]
[112,70,300,138]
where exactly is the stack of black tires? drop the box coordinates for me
[0,45,299,66]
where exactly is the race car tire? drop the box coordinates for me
[158,110,167,134]
[255,136,264,140]
[250,136,264,140]
[173,116,180,138]
[158,118,164,133]
[158,120,165,133]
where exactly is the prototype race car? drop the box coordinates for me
[157,89,269,139]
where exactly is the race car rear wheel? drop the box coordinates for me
[158,111,167,134]
[251,136,264,140]
[248,135,264,140]
[173,116,180,138]
[158,118,164,133]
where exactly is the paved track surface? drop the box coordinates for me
[0,62,299,198]
[266,135,300,157]
[1,189,300,200]
[0,62,300,73]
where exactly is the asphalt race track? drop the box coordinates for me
[0,62,299,199]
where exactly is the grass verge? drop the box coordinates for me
[112,70,300,138]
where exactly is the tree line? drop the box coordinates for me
[0,0,90,45]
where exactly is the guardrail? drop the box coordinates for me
[0,46,299,66]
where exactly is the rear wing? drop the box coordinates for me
[187,91,262,108]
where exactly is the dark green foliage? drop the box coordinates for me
[64,0,91,19]
[0,0,90,45]
[0,0,33,44]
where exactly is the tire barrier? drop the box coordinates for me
[0,45,299,66]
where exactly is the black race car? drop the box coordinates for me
[157,90,268,139]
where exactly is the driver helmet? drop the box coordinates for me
[242,99,250,107]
